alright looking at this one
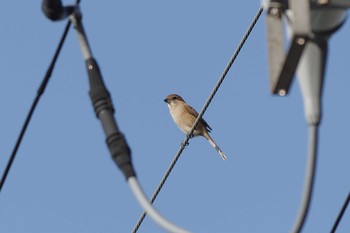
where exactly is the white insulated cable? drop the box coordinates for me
[128,177,190,233]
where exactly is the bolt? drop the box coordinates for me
[278,89,286,96]
[296,37,306,45]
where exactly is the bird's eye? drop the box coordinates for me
[172,96,177,100]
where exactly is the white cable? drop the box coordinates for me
[128,177,191,233]
[290,124,318,233]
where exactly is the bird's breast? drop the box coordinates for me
[168,104,200,134]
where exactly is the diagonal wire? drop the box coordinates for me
[132,5,264,232]
[330,192,350,233]
[0,0,81,193]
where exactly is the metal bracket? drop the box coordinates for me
[266,0,311,95]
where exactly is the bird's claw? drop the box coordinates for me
[187,133,194,139]
[181,141,190,147]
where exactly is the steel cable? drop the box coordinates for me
[132,5,264,232]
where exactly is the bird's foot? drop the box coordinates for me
[181,141,190,147]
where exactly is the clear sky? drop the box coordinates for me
[1,1,349,233]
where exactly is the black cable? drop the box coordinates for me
[330,192,350,233]
[291,124,319,233]
[0,0,81,193]
[132,5,264,232]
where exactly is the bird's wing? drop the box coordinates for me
[202,118,212,132]
[186,103,212,132]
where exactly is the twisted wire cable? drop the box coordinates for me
[0,0,81,192]
[132,5,264,232]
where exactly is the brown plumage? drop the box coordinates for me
[164,94,227,160]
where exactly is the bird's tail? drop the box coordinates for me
[205,134,227,161]
[216,147,227,161]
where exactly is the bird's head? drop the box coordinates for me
[164,94,185,104]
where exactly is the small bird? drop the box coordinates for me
[164,94,227,160]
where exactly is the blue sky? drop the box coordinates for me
[0,1,349,233]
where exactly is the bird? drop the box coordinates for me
[164,94,227,160]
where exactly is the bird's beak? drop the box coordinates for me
[164,98,168,103]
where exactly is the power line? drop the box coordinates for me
[0,0,81,193]
[131,5,264,232]
[330,192,350,233]
[290,124,319,233]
